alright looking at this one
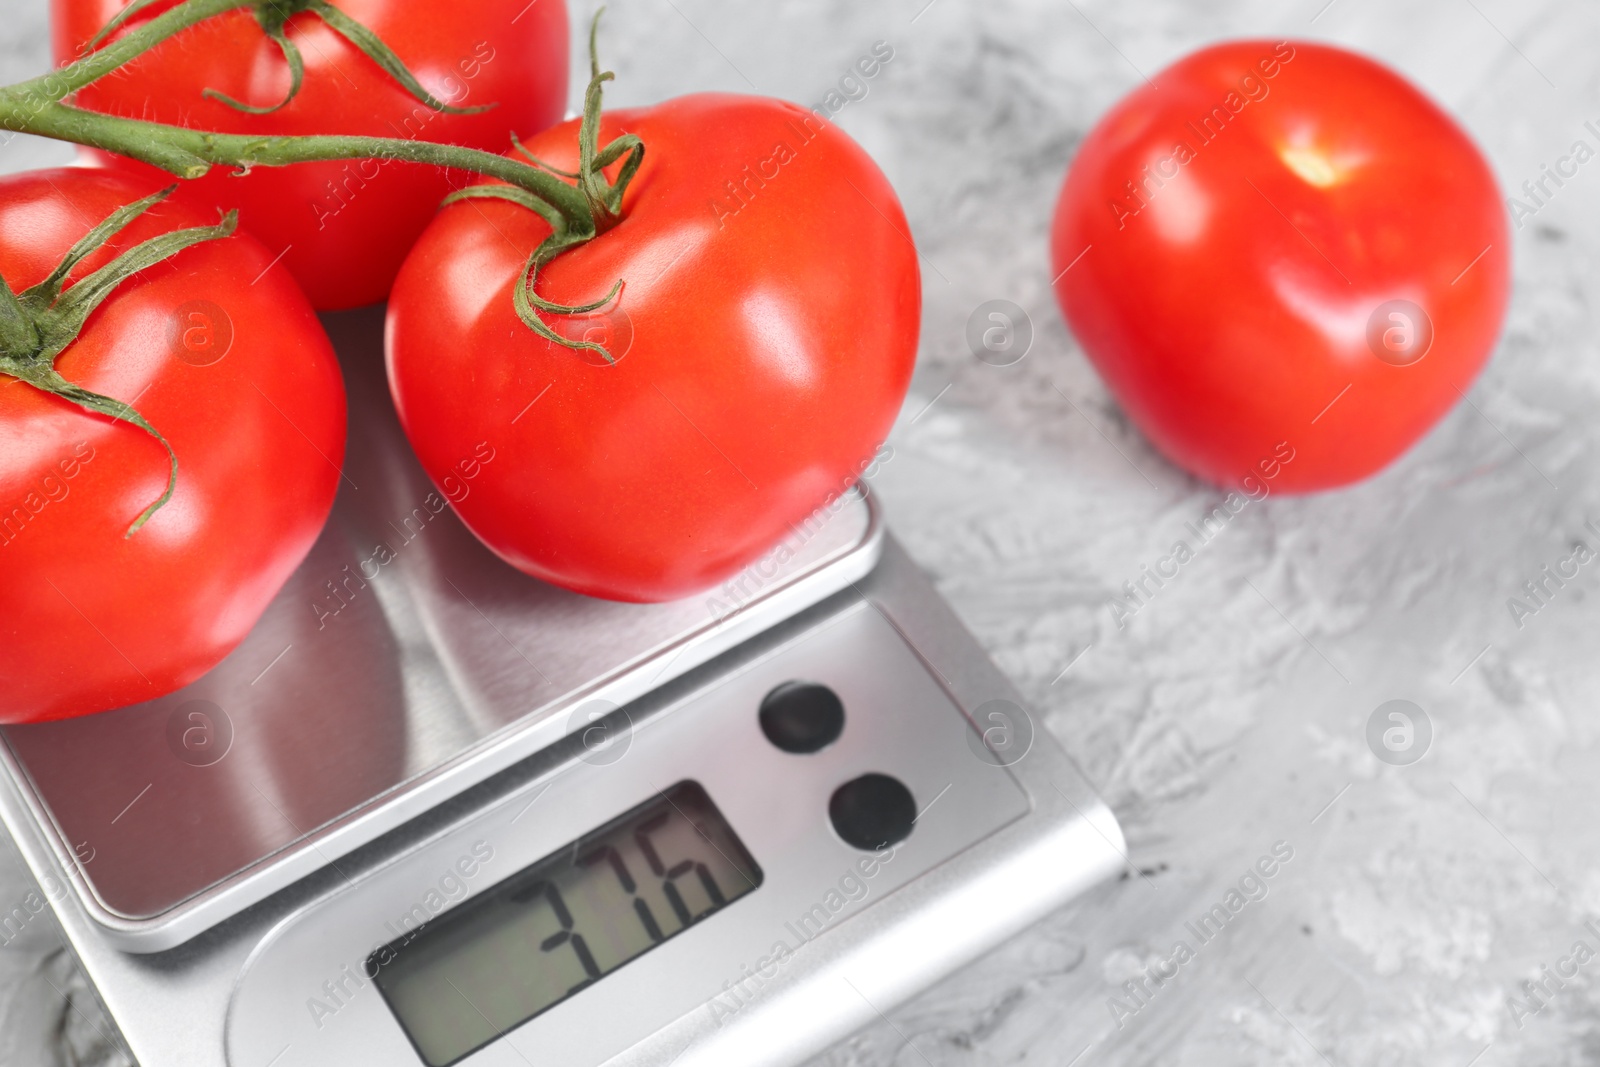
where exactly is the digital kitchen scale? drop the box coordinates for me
[0,307,1124,1067]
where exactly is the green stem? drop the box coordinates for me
[201,23,305,115]
[0,97,595,229]
[0,0,581,221]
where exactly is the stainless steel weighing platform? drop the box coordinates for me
[0,307,1124,1067]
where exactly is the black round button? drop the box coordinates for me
[759,681,845,754]
[829,773,917,851]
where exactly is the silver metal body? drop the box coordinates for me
[0,309,1123,1066]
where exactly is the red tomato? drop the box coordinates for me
[52,0,569,310]
[0,168,346,723]
[1051,41,1509,492]
[386,94,920,602]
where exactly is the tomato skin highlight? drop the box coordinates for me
[1051,41,1510,492]
[0,169,346,723]
[386,94,920,602]
[51,0,570,311]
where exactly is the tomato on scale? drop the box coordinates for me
[52,0,570,309]
[1,5,920,721]
[0,169,345,723]
[387,60,921,601]
[1051,41,1509,491]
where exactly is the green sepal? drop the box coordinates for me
[307,0,494,116]
[39,208,240,364]
[572,10,646,231]
[511,249,618,365]
[434,7,636,364]
[89,0,492,118]
[0,271,38,354]
[203,26,304,114]
[441,183,571,235]
[511,134,579,179]
[86,0,169,48]
[442,184,623,364]
[3,361,179,536]
[20,184,178,312]
[0,187,240,536]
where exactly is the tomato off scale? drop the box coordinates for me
[1052,41,1510,491]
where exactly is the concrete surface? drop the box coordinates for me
[3,0,1598,1064]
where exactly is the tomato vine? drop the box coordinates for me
[0,1,643,528]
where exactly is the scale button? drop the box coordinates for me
[829,773,917,851]
[759,681,845,754]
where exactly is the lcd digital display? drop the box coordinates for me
[368,781,762,1067]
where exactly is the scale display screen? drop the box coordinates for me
[368,781,763,1066]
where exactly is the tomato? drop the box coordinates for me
[386,94,920,602]
[1051,41,1509,492]
[52,0,569,310]
[0,168,346,723]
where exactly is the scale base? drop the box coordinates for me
[1,536,1122,1067]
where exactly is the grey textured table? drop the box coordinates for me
[3,1,1596,1064]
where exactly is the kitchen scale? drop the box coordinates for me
[0,307,1124,1067]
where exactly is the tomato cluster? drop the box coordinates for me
[1,0,920,721]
